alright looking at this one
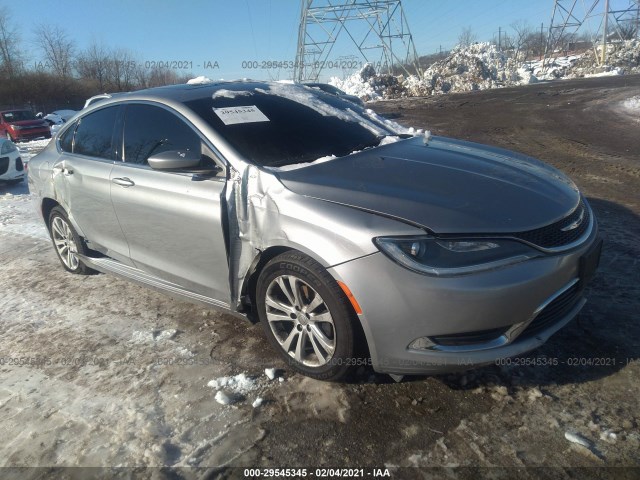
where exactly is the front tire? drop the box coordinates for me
[256,251,358,381]
[48,206,94,275]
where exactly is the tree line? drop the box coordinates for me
[0,7,193,113]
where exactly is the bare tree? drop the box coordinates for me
[77,41,110,90]
[457,26,477,47]
[510,21,534,60]
[146,67,191,88]
[133,63,150,89]
[107,48,137,91]
[35,24,75,78]
[0,7,24,78]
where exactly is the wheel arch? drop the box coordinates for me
[41,197,61,232]
[241,245,371,364]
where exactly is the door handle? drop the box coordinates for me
[112,177,135,187]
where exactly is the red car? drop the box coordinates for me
[0,109,51,142]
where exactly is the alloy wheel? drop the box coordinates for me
[265,275,336,367]
[51,216,80,270]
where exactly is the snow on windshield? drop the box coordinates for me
[253,83,389,136]
[265,135,408,172]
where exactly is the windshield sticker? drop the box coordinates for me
[213,105,269,125]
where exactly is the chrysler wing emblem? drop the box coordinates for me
[561,207,585,232]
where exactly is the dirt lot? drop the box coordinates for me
[1,75,639,478]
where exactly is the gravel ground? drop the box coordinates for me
[0,75,639,478]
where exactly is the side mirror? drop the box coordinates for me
[148,150,202,170]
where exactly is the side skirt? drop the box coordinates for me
[78,254,246,320]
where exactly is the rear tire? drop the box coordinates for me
[256,251,358,381]
[48,206,95,275]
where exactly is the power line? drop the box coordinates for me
[293,0,422,82]
[544,0,639,66]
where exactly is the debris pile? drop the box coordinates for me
[328,65,394,101]
[572,39,640,76]
[421,42,524,93]
[329,40,640,100]
[330,43,528,99]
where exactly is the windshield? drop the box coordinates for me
[2,110,36,122]
[186,83,398,168]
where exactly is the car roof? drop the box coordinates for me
[103,80,284,104]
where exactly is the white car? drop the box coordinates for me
[43,109,77,126]
[0,139,25,183]
[41,110,77,137]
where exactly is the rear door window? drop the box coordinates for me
[73,106,119,159]
[59,121,77,153]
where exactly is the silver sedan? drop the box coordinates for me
[27,81,602,380]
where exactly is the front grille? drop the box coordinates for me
[0,156,9,175]
[16,157,23,171]
[429,326,508,347]
[520,282,582,338]
[513,199,590,249]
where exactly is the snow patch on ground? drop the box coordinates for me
[208,373,258,394]
[17,138,51,163]
[583,68,624,78]
[622,95,640,115]
[0,188,50,241]
[214,390,235,405]
[130,329,177,344]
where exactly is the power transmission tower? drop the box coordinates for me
[293,0,422,82]
[544,0,640,66]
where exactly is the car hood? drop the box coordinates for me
[275,136,581,234]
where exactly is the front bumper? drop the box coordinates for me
[12,128,51,141]
[328,223,601,375]
[0,155,25,182]
[0,172,25,182]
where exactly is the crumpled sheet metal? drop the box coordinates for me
[226,163,288,309]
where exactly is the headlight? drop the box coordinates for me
[374,235,541,276]
[11,125,23,130]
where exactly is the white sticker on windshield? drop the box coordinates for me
[213,105,269,125]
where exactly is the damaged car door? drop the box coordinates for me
[109,103,230,305]
[53,105,132,265]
